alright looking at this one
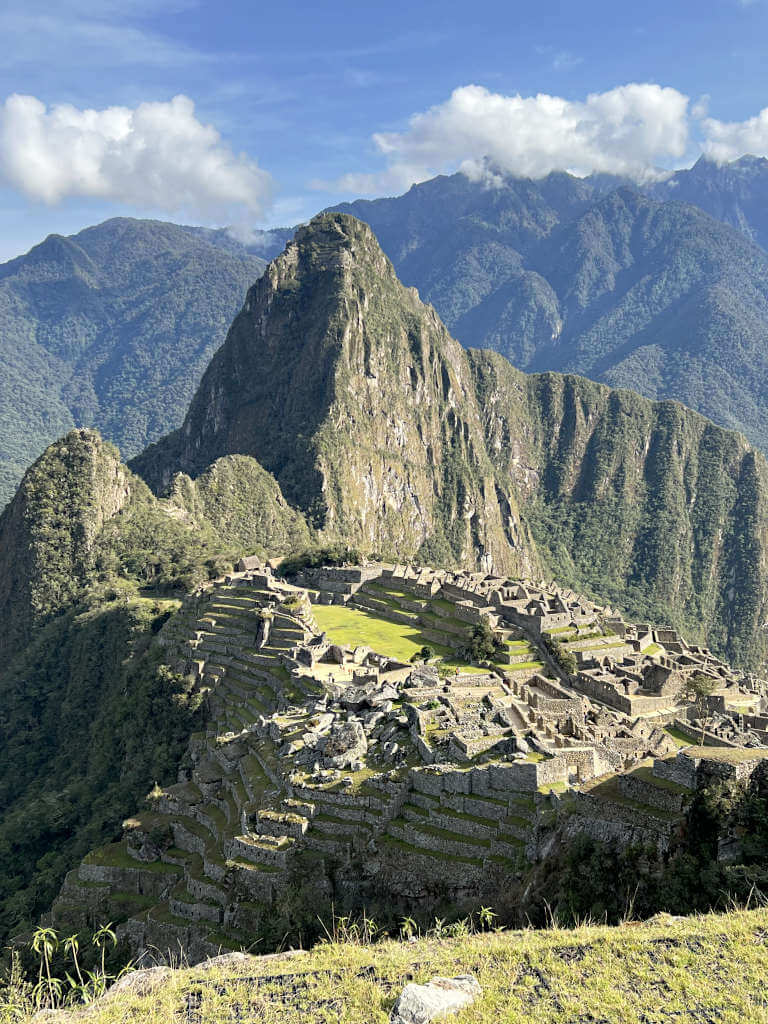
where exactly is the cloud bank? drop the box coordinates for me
[322,83,768,197]
[701,107,768,164]
[0,93,273,221]
[325,83,692,195]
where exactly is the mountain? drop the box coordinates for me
[0,426,312,935]
[651,155,768,252]
[332,172,768,454]
[0,218,266,510]
[0,428,309,664]
[4,156,768,511]
[133,212,768,672]
[1,211,767,946]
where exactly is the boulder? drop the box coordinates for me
[321,720,368,768]
[389,974,482,1023]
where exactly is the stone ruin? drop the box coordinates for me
[50,560,768,962]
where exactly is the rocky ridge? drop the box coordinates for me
[131,213,768,670]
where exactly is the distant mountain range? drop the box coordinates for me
[333,155,768,455]
[0,218,265,507]
[3,154,768,510]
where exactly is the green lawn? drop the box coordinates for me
[664,726,694,748]
[311,603,477,672]
[641,642,662,656]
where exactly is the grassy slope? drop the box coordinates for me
[47,907,768,1023]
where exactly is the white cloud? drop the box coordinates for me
[0,94,273,222]
[319,83,691,195]
[701,106,768,163]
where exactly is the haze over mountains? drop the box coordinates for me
[3,154,768,513]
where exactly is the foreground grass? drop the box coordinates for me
[37,907,768,1023]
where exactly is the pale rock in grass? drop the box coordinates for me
[389,974,482,1023]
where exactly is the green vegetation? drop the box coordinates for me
[664,726,694,748]
[0,217,266,510]
[6,908,766,1022]
[339,169,768,458]
[534,762,768,926]
[169,455,310,556]
[540,633,577,675]
[683,672,719,744]
[276,544,362,578]
[464,622,506,663]
[0,593,203,944]
[310,603,476,671]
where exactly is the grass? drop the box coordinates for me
[682,746,768,764]
[664,726,694,748]
[310,603,477,673]
[39,907,768,1022]
[83,843,182,875]
[641,642,662,656]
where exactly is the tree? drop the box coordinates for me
[683,672,718,744]
[467,623,505,663]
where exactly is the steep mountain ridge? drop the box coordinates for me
[333,172,768,452]
[133,213,537,577]
[0,429,309,665]
[0,219,266,510]
[4,156,768,514]
[651,155,768,251]
[132,212,768,671]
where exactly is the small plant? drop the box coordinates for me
[319,909,381,946]
[479,905,498,931]
[8,922,131,1013]
[31,926,60,1009]
[683,672,719,743]
[0,948,34,1020]
[399,916,419,940]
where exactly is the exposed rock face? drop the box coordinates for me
[321,719,367,768]
[130,213,768,669]
[133,213,536,578]
[469,355,768,671]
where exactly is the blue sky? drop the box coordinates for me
[2,0,768,259]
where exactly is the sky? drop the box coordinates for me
[2,0,768,259]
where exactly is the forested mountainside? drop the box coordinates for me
[133,213,768,672]
[649,154,768,251]
[0,429,309,665]
[333,169,768,453]
[0,427,310,933]
[0,218,265,510]
[3,156,768,511]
